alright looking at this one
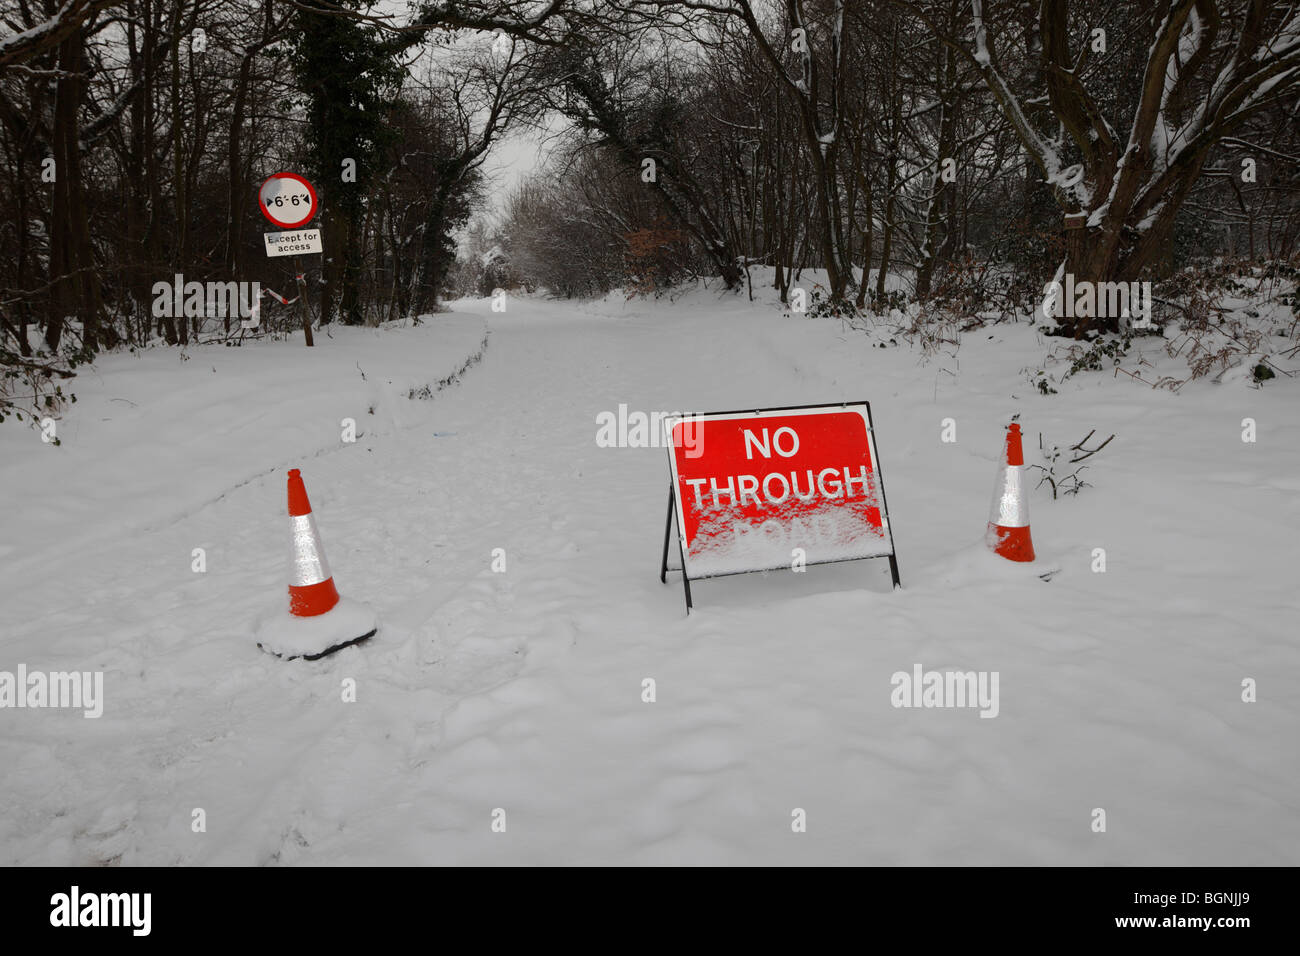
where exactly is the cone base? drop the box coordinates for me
[986,523,1036,562]
[261,628,376,662]
[254,596,378,661]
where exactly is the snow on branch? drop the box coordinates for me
[0,0,118,70]
[967,0,1064,184]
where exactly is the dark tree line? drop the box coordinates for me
[2,0,1298,398]
[481,0,1299,334]
[0,0,572,368]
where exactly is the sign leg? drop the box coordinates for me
[660,487,675,584]
[888,553,902,589]
[678,534,693,614]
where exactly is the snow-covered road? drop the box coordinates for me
[2,286,1297,865]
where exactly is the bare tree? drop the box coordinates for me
[911,0,1300,331]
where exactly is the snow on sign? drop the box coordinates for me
[660,402,900,611]
[258,171,318,229]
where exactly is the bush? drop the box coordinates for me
[0,343,85,434]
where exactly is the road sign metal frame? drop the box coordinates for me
[659,400,901,613]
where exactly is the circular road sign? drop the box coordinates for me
[258,172,318,229]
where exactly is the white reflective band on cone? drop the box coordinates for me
[991,465,1029,527]
[290,513,333,586]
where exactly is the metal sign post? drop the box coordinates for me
[259,172,321,347]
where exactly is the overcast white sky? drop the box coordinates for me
[480,130,550,215]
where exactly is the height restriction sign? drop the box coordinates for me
[659,402,900,611]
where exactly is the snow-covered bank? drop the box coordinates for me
[0,316,489,571]
[1,287,1296,866]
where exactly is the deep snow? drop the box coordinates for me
[1,284,1297,865]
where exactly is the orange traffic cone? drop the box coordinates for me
[286,468,340,616]
[254,468,377,660]
[986,423,1036,562]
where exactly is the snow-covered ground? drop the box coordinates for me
[1,281,1297,865]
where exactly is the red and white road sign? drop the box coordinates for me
[663,403,896,579]
[258,172,318,229]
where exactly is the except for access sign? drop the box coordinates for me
[264,228,323,257]
[663,403,898,585]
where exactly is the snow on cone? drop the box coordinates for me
[254,468,377,660]
[986,423,1036,562]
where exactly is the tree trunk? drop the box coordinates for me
[412,180,455,315]
[141,0,174,344]
[340,208,364,325]
[876,147,898,301]
[170,0,188,345]
[915,42,958,300]
[226,38,263,327]
[855,164,872,310]
[318,201,344,325]
[47,30,103,352]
